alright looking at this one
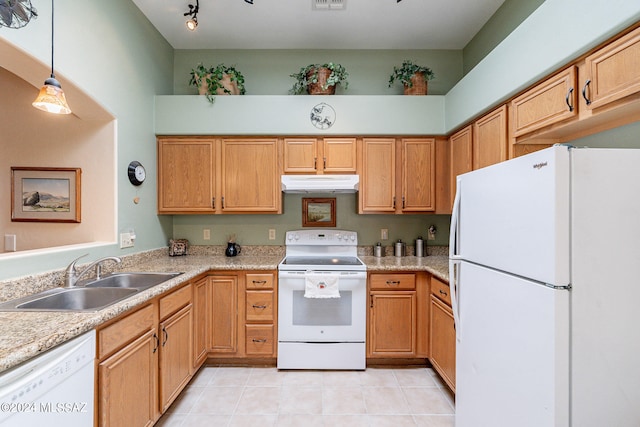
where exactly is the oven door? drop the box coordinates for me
[278,270,367,343]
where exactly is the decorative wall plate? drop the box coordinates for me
[310,103,336,130]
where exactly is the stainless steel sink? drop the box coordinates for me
[83,272,182,291]
[0,287,138,312]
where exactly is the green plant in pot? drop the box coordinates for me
[388,60,435,95]
[189,63,246,103]
[289,63,349,95]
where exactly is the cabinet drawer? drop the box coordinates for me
[246,273,274,290]
[431,277,451,306]
[98,303,156,359]
[246,291,274,322]
[370,273,416,290]
[245,325,274,355]
[159,284,192,320]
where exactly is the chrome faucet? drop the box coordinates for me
[64,254,122,287]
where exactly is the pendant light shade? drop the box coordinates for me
[32,0,71,115]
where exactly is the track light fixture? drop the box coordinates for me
[184,0,199,31]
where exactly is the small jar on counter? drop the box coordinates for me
[415,237,424,257]
[374,242,384,257]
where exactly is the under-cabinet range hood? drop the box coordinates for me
[281,175,359,193]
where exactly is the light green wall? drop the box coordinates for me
[0,0,174,279]
[174,49,462,96]
[172,194,451,248]
[463,0,546,75]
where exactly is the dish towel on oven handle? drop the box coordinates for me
[304,271,341,298]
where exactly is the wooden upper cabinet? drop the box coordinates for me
[401,138,435,212]
[449,126,473,209]
[359,138,396,213]
[582,25,640,111]
[283,138,356,174]
[157,138,216,213]
[473,105,508,170]
[323,138,357,173]
[220,138,282,213]
[511,66,578,138]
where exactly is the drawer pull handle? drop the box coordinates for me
[439,289,448,297]
[252,338,267,343]
[386,280,400,286]
[252,304,268,309]
[252,280,267,285]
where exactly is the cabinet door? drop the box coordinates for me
[401,138,435,212]
[583,26,640,111]
[473,105,508,170]
[193,277,209,369]
[221,138,282,213]
[98,330,159,427]
[283,138,318,173]
[369,292,416,356]
[511,67,578,138]
[209,275,238,353]
[157,138,216,213]
[360,138,396,213]
[159,304,194,412]
[449,125,473,209]
[430,296,456,392]
[322,138,357,173]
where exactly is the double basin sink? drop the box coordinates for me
[0,272,182,312]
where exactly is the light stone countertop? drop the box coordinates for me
[0,250,449,373]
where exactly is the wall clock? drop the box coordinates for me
[310,103,336,130]
[127,161,146,186]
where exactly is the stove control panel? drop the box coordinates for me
[285,230,357,245]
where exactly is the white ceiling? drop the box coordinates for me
[131,0,506,50]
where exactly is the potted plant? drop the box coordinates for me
[189,63,246,103]
[289,63,349,95]
[388,60,435,95]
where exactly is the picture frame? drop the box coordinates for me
[302,197,336,227]
[11,167,81,223]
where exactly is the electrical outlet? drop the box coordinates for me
[4,234,16,252]
[381,229,388,240]
[120,232,134,248]
[427,225,437,241]
[269,229,276,240]
[203,229,211,240]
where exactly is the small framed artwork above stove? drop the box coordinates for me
[302,197,336,227]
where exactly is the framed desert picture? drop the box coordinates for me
[11,167,81,223]
[302,197,336,227]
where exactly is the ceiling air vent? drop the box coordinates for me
[313,0,346,11]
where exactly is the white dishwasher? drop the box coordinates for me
[0,330,95,427]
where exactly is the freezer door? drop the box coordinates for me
[453,145,570,287]
[455,261,569,427]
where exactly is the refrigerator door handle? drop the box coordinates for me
[449,178,462,259]
[449,180,462,342]
[449,259,461,342]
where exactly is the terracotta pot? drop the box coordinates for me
[403,72,428,95]
[307,67,336,95]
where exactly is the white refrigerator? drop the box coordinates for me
[449,145,640,427]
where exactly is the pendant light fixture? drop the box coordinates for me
[32,0,71,115]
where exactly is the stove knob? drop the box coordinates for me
[294,233,300,240]
[336,234,342,240]
[350,234,356,241]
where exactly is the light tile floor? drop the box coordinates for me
[156,365,455,427]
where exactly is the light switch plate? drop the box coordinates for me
[269,229,276,240]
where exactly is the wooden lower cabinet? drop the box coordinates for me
[96,284,194,426]
[368,272,429,359]
[98,329,159,427]
[429,277,456,392]
[159,304,193,412]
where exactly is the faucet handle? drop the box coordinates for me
[67,254,89,272]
